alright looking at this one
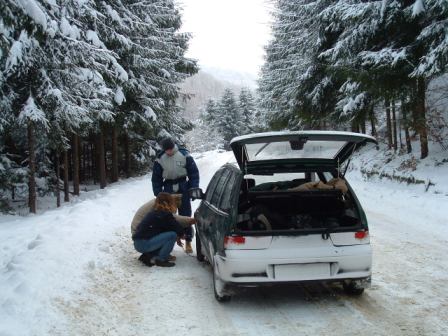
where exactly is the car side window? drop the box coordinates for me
[219,171,237,211]
[210,170,231,208]
[205,170,222,203]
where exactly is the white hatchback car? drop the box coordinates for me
[190,131,376,302]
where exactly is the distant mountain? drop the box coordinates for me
[178,69,256,120]
[201,66,258,89]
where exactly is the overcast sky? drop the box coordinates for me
[178,0,273,76]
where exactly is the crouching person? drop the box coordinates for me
[132,192,195,267]
[131,193,192,237]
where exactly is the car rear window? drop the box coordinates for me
[245,140,346,161]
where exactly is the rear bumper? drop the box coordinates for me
[214,245,372,286]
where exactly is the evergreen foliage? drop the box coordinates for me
[258,0,448,158]
[200,87,257,150]
[238,88,256,133]
[0,0,197,213]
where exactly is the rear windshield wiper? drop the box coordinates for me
[254,143,270,158]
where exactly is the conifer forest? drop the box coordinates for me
[1,0,198,212]
[1,0,447,214]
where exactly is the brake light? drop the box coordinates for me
[355,231,368,240]
[224,236,246,247]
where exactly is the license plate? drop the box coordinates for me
[274,263,330,280]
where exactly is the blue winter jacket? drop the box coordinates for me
[151,147,200,196]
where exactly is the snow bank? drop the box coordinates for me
[350,141,448,195]
[0,176,151,335]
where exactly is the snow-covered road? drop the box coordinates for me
[1,150,447,336]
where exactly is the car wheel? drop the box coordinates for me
[343,281,365,296]
[196,235,205,262]
[213,259,231,302]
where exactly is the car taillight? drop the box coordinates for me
[355,231,368,240]
[224,235,246,247]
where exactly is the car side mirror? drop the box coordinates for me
[189,187,205,200]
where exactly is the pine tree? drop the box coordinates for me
[219,89,243,149]
[259,0,447,159]
[0,0,197,212]
[202,99,220,127]
[238,88,256,134]
[258,0,337,130]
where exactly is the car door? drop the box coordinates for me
[195,167,236,259]
[195,168,229,260]
[212,166,242,254]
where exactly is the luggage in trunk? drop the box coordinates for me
[237,189,361,233]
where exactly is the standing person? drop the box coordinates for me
[132,193,195,267]
[151,137,200,254]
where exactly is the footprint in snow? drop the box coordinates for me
[27,235,43,250]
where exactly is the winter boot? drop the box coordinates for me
[154,259,176,267]
[168,254,176,261]
[138,253,154,267]
[185,241,193,254]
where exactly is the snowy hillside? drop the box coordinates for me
[1,150,447,336]
[178,70,246,120]
[201,66,257,89]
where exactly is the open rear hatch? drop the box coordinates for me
[230,131,377,175]
[226,131,377,248]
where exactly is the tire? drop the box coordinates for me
[343,281,365,296]
[213,259,231,302]
[196,234,205,262]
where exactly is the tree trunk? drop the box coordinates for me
[385,97,392,149]
[360,115,366,134]
[369,106,377,137]
[397,103,403,150]
[55,152,61,208]
[111,126,119,182]
[415,77,429,159]
[27,121,37,214]
[92,141,97,184]
[392,100,398,151]
[78,137,84,183]
[63,149,69,202]
[402,98,412,154]
[124,132,131,178]
[97,130,107,189]
[72,134,80,195]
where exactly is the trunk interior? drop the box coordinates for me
[236,177,362,234]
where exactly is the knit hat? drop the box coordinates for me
[160,137,175,151]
